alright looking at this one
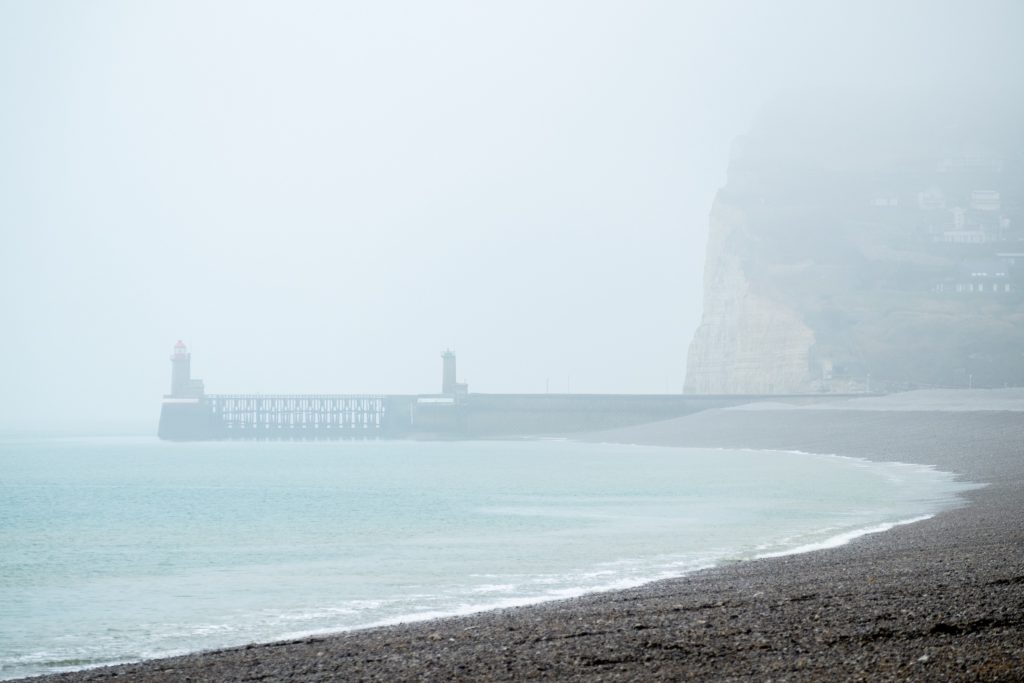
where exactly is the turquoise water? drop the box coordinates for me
[0,436,973,680]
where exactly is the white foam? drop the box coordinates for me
[754,515,934,559]
[191,623,235,635]
[274,564,721,641]
[470,583,516,594]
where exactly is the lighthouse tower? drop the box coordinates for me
[441,350,457,394]
[169,341,205,398]
[440,350,469,396]
[159,341,211,440]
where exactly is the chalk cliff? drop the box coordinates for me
[685,95,1024,393]
[685,200,817,394]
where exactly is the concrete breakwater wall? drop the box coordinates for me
[411,394,759,438]
[158,392,828,441]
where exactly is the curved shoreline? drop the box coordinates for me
[17,407,1024,681]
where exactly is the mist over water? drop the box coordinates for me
[0,436,975,680]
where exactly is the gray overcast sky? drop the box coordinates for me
[2,1,1022,429]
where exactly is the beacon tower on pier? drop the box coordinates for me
[441,350,468,396]
[169,341,205,398]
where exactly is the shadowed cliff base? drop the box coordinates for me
[21,394,1024,682]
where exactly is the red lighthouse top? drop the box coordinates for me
[172,340,189,359]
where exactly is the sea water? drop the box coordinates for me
[0,436,975,680]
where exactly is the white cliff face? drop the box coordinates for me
[684,199,817,394]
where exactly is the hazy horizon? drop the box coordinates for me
[3,1,1023,429]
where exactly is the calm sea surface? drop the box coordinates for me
[0,436,973,680]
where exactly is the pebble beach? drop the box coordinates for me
[19,391,1024,681]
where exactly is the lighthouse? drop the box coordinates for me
[168,341,205,398]
[440,350,469,396]
[159,341,211,440]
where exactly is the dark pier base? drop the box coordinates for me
[157,401,225,441]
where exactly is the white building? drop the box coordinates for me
[971,190,1001,211]
[937,229,990,244]
[917,187,946,210]
[869,192,899,207]
[951,206,966,230]
[934,258,1014,294]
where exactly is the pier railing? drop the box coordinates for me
[206,394,389,435]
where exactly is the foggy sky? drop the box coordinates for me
[2,1,1022,430]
